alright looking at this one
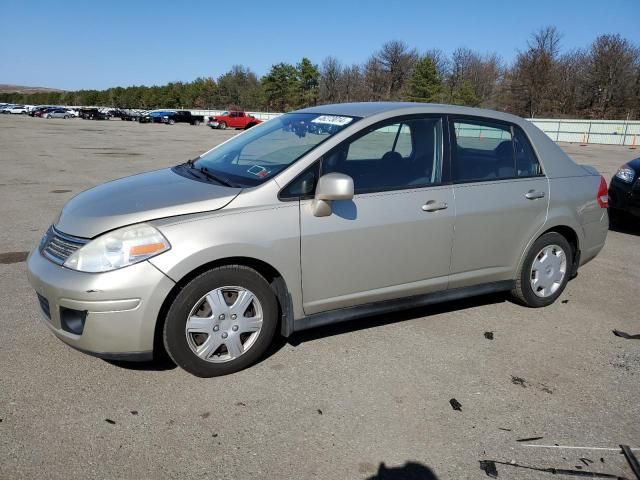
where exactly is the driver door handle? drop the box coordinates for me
[422,200,448,212]
[525,190,546,200]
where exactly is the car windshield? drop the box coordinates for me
[192,112,357,186]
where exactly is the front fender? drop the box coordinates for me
[148,204,304,319]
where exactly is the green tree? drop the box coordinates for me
[451,80,480,106]
[261,63,299,111]
[404,56,442,102]
[296,57,319,107]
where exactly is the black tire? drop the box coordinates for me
[163,265,278,377]
[64,115,69,119]
[193,120,201,126]
[168,119,175,125]
[511,232,572,307]
[218,121,227,130]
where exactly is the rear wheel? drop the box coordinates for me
[163,265,278,377]
[511,232,572,307]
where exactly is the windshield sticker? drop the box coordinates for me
[311,115,353,126]
[247,165,269,178]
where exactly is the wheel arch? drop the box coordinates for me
[153,256,295,359]
[515,223,581,283]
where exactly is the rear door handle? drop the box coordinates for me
[422,200,448,212]
[525,190,546,200]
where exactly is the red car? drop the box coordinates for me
[208,111,262,130]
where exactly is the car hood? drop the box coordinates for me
[55,168,240,238]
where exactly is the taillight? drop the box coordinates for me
[597,175,609,208]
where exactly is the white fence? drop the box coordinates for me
[188,111,640,147]
[527,118,640,146]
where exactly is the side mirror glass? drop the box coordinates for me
[311,173,354,217]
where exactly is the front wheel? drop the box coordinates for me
[511,232,572,307]
[163,265,278,377]
[218,121,227,130]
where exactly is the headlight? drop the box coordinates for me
[615,164,635,183]
[63,223,170,273]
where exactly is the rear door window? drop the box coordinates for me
[451,119,515,182]
[513,128,543,177]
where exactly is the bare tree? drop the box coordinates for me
[363,57,387,101]
[373,40,418,99]
[319,56,342,104]
[509,26,563,117]
[338,64,365,102]
[585,34,640,118]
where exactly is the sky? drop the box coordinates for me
[1,0,637,91]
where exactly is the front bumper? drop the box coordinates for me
[26,248,175,360]
[609,177,640,218]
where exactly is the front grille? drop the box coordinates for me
[41,226,88,265]
[37,293,51,319]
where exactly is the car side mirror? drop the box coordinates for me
[311,173,354,217]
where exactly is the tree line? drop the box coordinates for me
[2,27,639,119]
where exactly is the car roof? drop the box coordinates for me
[296,102,526,125]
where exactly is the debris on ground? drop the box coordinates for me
[479,460,498,478]
[130,410,138,415]
[613,330,640,340]
[498,428,512,431]
[516,436,543,442]
[199,412,210,419]
[105,418,116,424]
[235,402,246,407]
[561,300,569,304]
[317,409,323,415]
[484,332,494,340]
[511,376,527,387]
[580,458,594,466]
[449,398,462,411]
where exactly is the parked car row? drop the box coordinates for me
[2,103,265,129]
[139,110,204,125]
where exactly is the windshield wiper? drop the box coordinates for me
[180,157,237,187]
[197,166,236,188]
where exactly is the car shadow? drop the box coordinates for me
[364,461,439,480]
[103,352,177,371]
[105,291,508,372]
[284,291,508,348]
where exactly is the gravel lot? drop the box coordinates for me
[1,114,639,480]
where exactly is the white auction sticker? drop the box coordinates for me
[311,115,353,126]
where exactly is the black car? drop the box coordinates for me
[79,108,110,120]
[163,110,204,125]
[608,157,640,221]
